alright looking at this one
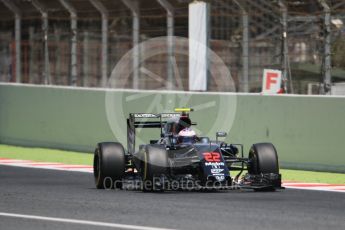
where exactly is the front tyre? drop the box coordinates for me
[248,143,279,174]
[248,143,280,191]
[94,142,126,189]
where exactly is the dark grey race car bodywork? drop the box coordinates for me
[93,111,283,192]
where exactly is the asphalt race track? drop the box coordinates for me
[0,165,344,230]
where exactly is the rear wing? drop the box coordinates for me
[127,113,180,154]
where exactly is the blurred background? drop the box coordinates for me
[0,0,345,94]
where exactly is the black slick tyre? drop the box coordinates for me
[248,143,279,192]
[141,145,168,192]
[93,142,126,189]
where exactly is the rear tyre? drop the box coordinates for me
[248,143,279,192]
[141,145,169,192]
[93,142,126,189]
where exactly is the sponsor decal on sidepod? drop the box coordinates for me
[211,168,224,174]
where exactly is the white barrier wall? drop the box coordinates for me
[1,83,345,172]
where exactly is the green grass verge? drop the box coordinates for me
[280,169,345,184]
[0,144,93,165]
[0,144,344,184]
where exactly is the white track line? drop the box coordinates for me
[0,212,175,230]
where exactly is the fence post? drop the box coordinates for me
[278,0,291,93]
[83,31,90,87]
[318,0,332,94]
[157,0,175,90]
[31,0,51,84]
[2,0,21,83]
[233,0,249,92]
[59,0,78,86]
[29,27,35,83]
[122,0,140,89]
[89,0,109,87]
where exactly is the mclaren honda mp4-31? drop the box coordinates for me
[93,108,283,192]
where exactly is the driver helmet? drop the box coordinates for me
[178,127,197,144]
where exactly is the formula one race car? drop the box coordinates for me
[93,108,283,192]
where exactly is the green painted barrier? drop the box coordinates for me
[0,83,344,172]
